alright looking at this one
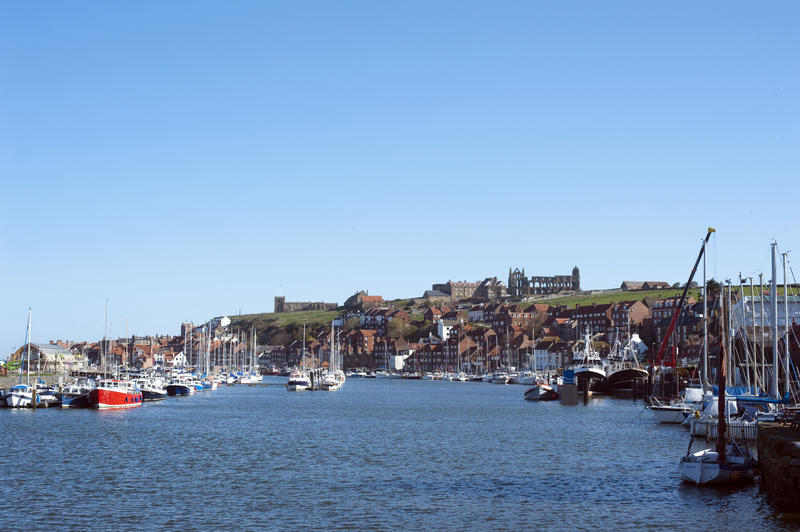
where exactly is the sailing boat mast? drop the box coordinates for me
[22,308,31,385]
[783,251,790,398]
[703,237,708,388]
[740,275,751,392]
[771,242,780,399]
[103,298,108,376]
[330,321,335,374]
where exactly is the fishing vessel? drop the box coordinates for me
[570,328,606,393]
[604,328,648,396]
[60,377,95,407]
[87,378,143,409]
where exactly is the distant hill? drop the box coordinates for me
[229,309,340,345]
[232,285,800,346]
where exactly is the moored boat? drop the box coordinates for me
[524,382,559,401]
[60,377,95,407]
[87,379,143,409]
[166,376,195,396]
[135,377,168,401]
[287,369,310,391]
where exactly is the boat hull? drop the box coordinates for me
[605,367,648,395]
[679,453,758,485]
[88,388,143,409]
[142,390,168,401]
[648,405,690,424]
[524,385,558,401]
[166,384,194,396]
[61,392,91,408]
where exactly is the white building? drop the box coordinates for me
[468,305,485,323]
[533,346,559,372]
[14,343,88,373]
[437,321,454,341]
[172,351,187,368]
[731,295,800,334]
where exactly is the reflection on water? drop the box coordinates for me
[0,377,796,530]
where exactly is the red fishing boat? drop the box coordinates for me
[87,379,143,409]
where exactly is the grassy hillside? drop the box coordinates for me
[229,309,340,345]
[529,288,703,308]
[229,283,800,346]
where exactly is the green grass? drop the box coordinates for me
[530,288,703,308]
[230,309,340,329]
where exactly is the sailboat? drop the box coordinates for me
[679,344,758,485]
[321,321,345,391]
[7,309,60,408]
[287,325,310,391]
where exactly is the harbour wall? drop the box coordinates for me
[757,421,800,509]
[0,374,60,389]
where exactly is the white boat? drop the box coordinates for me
[678,316,758,486]
[524,382,558,401]
[490,372,510,385]
[320,321,346,391]
[514,371,539,386]
[570,328,606,390]
[679,443,758,485]
[7,384,35,408]
[320,370,346,391]
[287,369,310,391]
[9,384,58,408]
[647,387,704,424]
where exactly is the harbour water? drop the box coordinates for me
[1,377,798,530]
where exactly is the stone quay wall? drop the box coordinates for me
[757,422,800,509]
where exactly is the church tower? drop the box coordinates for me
[571,266,580,291]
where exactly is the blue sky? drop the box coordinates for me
[1,2,798,354]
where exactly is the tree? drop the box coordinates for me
[386,318,409,339]
[706,278,721,299]
[344,317,360,330]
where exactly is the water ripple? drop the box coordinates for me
[0,378,797,530]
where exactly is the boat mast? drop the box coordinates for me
[23,308,31,385]
[207,325,212,375]
[750,276,759,394]
[760,273,766,395]
[783,251,790,398]
[103,298,108,377]
[727,281,733,387]
[740,275,751,392]
[703,237,708,388]
[330,321,335,374]
[772,243,780,399]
